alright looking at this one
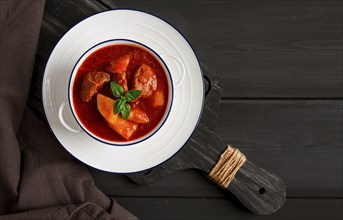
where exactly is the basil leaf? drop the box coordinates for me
[121,103,131,119]
[110,80,142,120]
[110,81,124,98]
[113,99,125,114]
[125,90,142,102]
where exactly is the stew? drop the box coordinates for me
[72,43,169,142]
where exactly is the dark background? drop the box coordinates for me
[32,0,343,219]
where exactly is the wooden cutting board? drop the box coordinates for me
[128,64,286,215]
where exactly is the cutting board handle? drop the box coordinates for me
[225,160,286,215]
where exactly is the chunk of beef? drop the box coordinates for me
[106,54,130,92]
[112,71,128,92]
[80,71,110,102]
[133,63,157,99]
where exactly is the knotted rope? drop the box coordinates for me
[208,145,246,188]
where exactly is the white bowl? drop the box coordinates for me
[42,9,204,173]
[67,39,174,146]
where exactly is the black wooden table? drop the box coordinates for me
[31,0,343,219]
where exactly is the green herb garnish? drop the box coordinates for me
[110,81,141,119]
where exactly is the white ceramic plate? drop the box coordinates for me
[42,9,204,173]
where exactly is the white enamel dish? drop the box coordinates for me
[68,39,174,146]
[42,9,204,173]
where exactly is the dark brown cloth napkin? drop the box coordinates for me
[0,1,137,219]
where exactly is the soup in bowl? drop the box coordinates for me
[68,39,173,145]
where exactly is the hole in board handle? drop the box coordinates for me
[259,187,266,194]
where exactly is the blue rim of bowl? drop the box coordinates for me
[68,38,174,146]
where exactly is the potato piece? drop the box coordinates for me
[97,94,137,140]
[106,54,130,92]
[128,109,149,124]
[153,90,164,107]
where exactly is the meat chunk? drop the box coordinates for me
[106,54,130,92]
[133,63,157,99]
[80,71,110,102]
[112,71,128,92]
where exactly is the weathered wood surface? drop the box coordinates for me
[115,198,343,220]
[28,0,343,219]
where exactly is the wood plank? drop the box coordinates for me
[205,53,343,98]
[89,100,343,198]
[115,197,343,220]
[115,0,343,98]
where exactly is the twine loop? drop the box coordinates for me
[208,145,246,188]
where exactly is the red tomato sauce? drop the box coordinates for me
[72,44,169,142]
